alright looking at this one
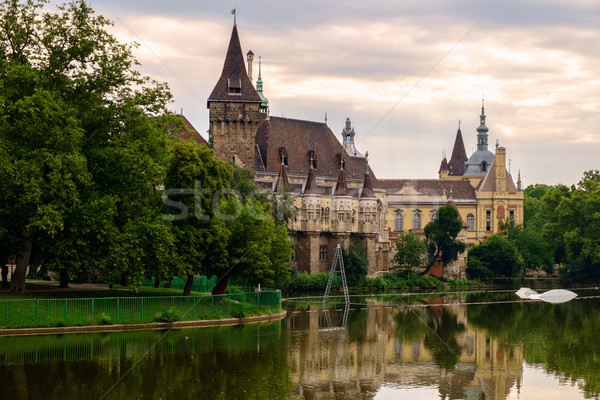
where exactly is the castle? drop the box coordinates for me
[205,23,524,278]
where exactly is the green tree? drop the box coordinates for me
[424,205,466,269]
[467,234,524,280]
[342,238,369,286]
[0,0,174,291]
[394,232,428,275]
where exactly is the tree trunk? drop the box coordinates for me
[154,277,161,288]
[212,274,229,295]
[59,269,69,288]
[10,236,32,293]
[183,274,194,296]
[164,279,171,288]
[120,272,128,287]
[1,264,8,288]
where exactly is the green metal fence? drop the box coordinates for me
[0,290,282,329]
[137,275,218,292]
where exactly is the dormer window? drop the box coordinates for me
[279,147,288,166]
[227,78,242,95]
[481,161,487,172]
[308,150,317,169]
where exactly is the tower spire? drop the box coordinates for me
[256,56,269,113]
[476,99,489,151]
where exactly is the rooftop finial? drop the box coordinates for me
[458,120,461,131]
[258,56,262,79]
[231,8,237,26]
[325,111,327,124]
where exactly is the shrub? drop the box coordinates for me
[154,307,181,323]
[100,312,112,325]
[230,304,253,318]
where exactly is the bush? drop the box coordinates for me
[284,272,341,292]
[230,304,253,318]
[100,312,112,325]
[154,307,181,323]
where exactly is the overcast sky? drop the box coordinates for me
[82,0,599,186]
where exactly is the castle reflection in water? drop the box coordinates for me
[286,297,523,400]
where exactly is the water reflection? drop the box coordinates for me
[1,293,600,399]
[286,297,524,400]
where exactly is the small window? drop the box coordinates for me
[319,245,328,262]
[412,210,422,230]
[324,207,330,223]
[509,210,515,221]
[467,213,475,232]
[338,212,345,222]
[279,147,288,166]
[394,211,404,232]
[291,249,297,262]
[308,150,317,169]
[482,161,487,172]
[486,210,491,231]
[227,78,242,95]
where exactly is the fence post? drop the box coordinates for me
[141,297,144,322]
[116,297,120,323]
[91,298,95,325]
[228,294,231,315]
[211,296,214,316]
[35,299,39,326]
[64,299,68,325]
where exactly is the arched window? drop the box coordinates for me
[394,210,404,232]
[430,208,438,221]
[467,213,475,231]
[412,210,422,230]
[324,207,330,223]
[481,161,487,172]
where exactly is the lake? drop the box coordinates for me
[1,289,600,399]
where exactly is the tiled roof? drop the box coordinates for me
[304,167,324,195]
[334,168,349,196]
[360,169,376,198]
[476,159,519,192]
[255,116,374,181]
[448,128,468,175]
[274,163,289,191]
[438,157,449,174]
[378,179,477,200]
[169,115,209,146]
[208,26,261,104]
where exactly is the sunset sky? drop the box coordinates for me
[83,0,599,186]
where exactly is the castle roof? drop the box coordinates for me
[274,162,289,191]
[476,159,519,192]
[360,168,376,198]
[333,166,349,196]
[303,167,324,195]
[208,26,262,104]
[168,114,209,146]
[378,179,477,200]
[255,116,374,182]
[448,127,468,175]
[438,157,449,174]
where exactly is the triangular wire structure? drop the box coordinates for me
[323,244,350,308]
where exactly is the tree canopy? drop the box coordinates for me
[424,205,466,267]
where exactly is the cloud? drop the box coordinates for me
[80,0,600,186]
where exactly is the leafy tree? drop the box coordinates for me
[500,219,554,275]
[0,0,174,291]
[342,238,369,286]
[467,234,524,280]
[424,205,466,268]
[164,139,232,295]
[394,232,428,275]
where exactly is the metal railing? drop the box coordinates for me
[0,290,282,329]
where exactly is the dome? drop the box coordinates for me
[463,149,495,176]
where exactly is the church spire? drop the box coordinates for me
[447,120,468,175]
[341,117,364,157]
[256,56,269,113]
[476,99,489,151]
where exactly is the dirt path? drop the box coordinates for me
[25,280,112,292]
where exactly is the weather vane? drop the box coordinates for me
[231,8,237,26]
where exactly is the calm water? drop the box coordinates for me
[2,290,600,399]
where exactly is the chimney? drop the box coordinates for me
[495,146,507,192]
[247,50,254,83]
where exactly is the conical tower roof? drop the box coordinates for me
[333,158,349,196]
[438,157,449,174]
[360,166,376,198]
[274,161,289,191]
[208,25,261,103]
[448,123,468,175]
[303,166,322,194]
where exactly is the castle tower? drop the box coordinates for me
[341,117,364,157]
[207,24,265,167]
[447,121,468,175]
[246,50,254,82]
[494,146,507,192]
[476,101,489,151]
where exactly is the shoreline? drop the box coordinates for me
[0,311,287,337]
